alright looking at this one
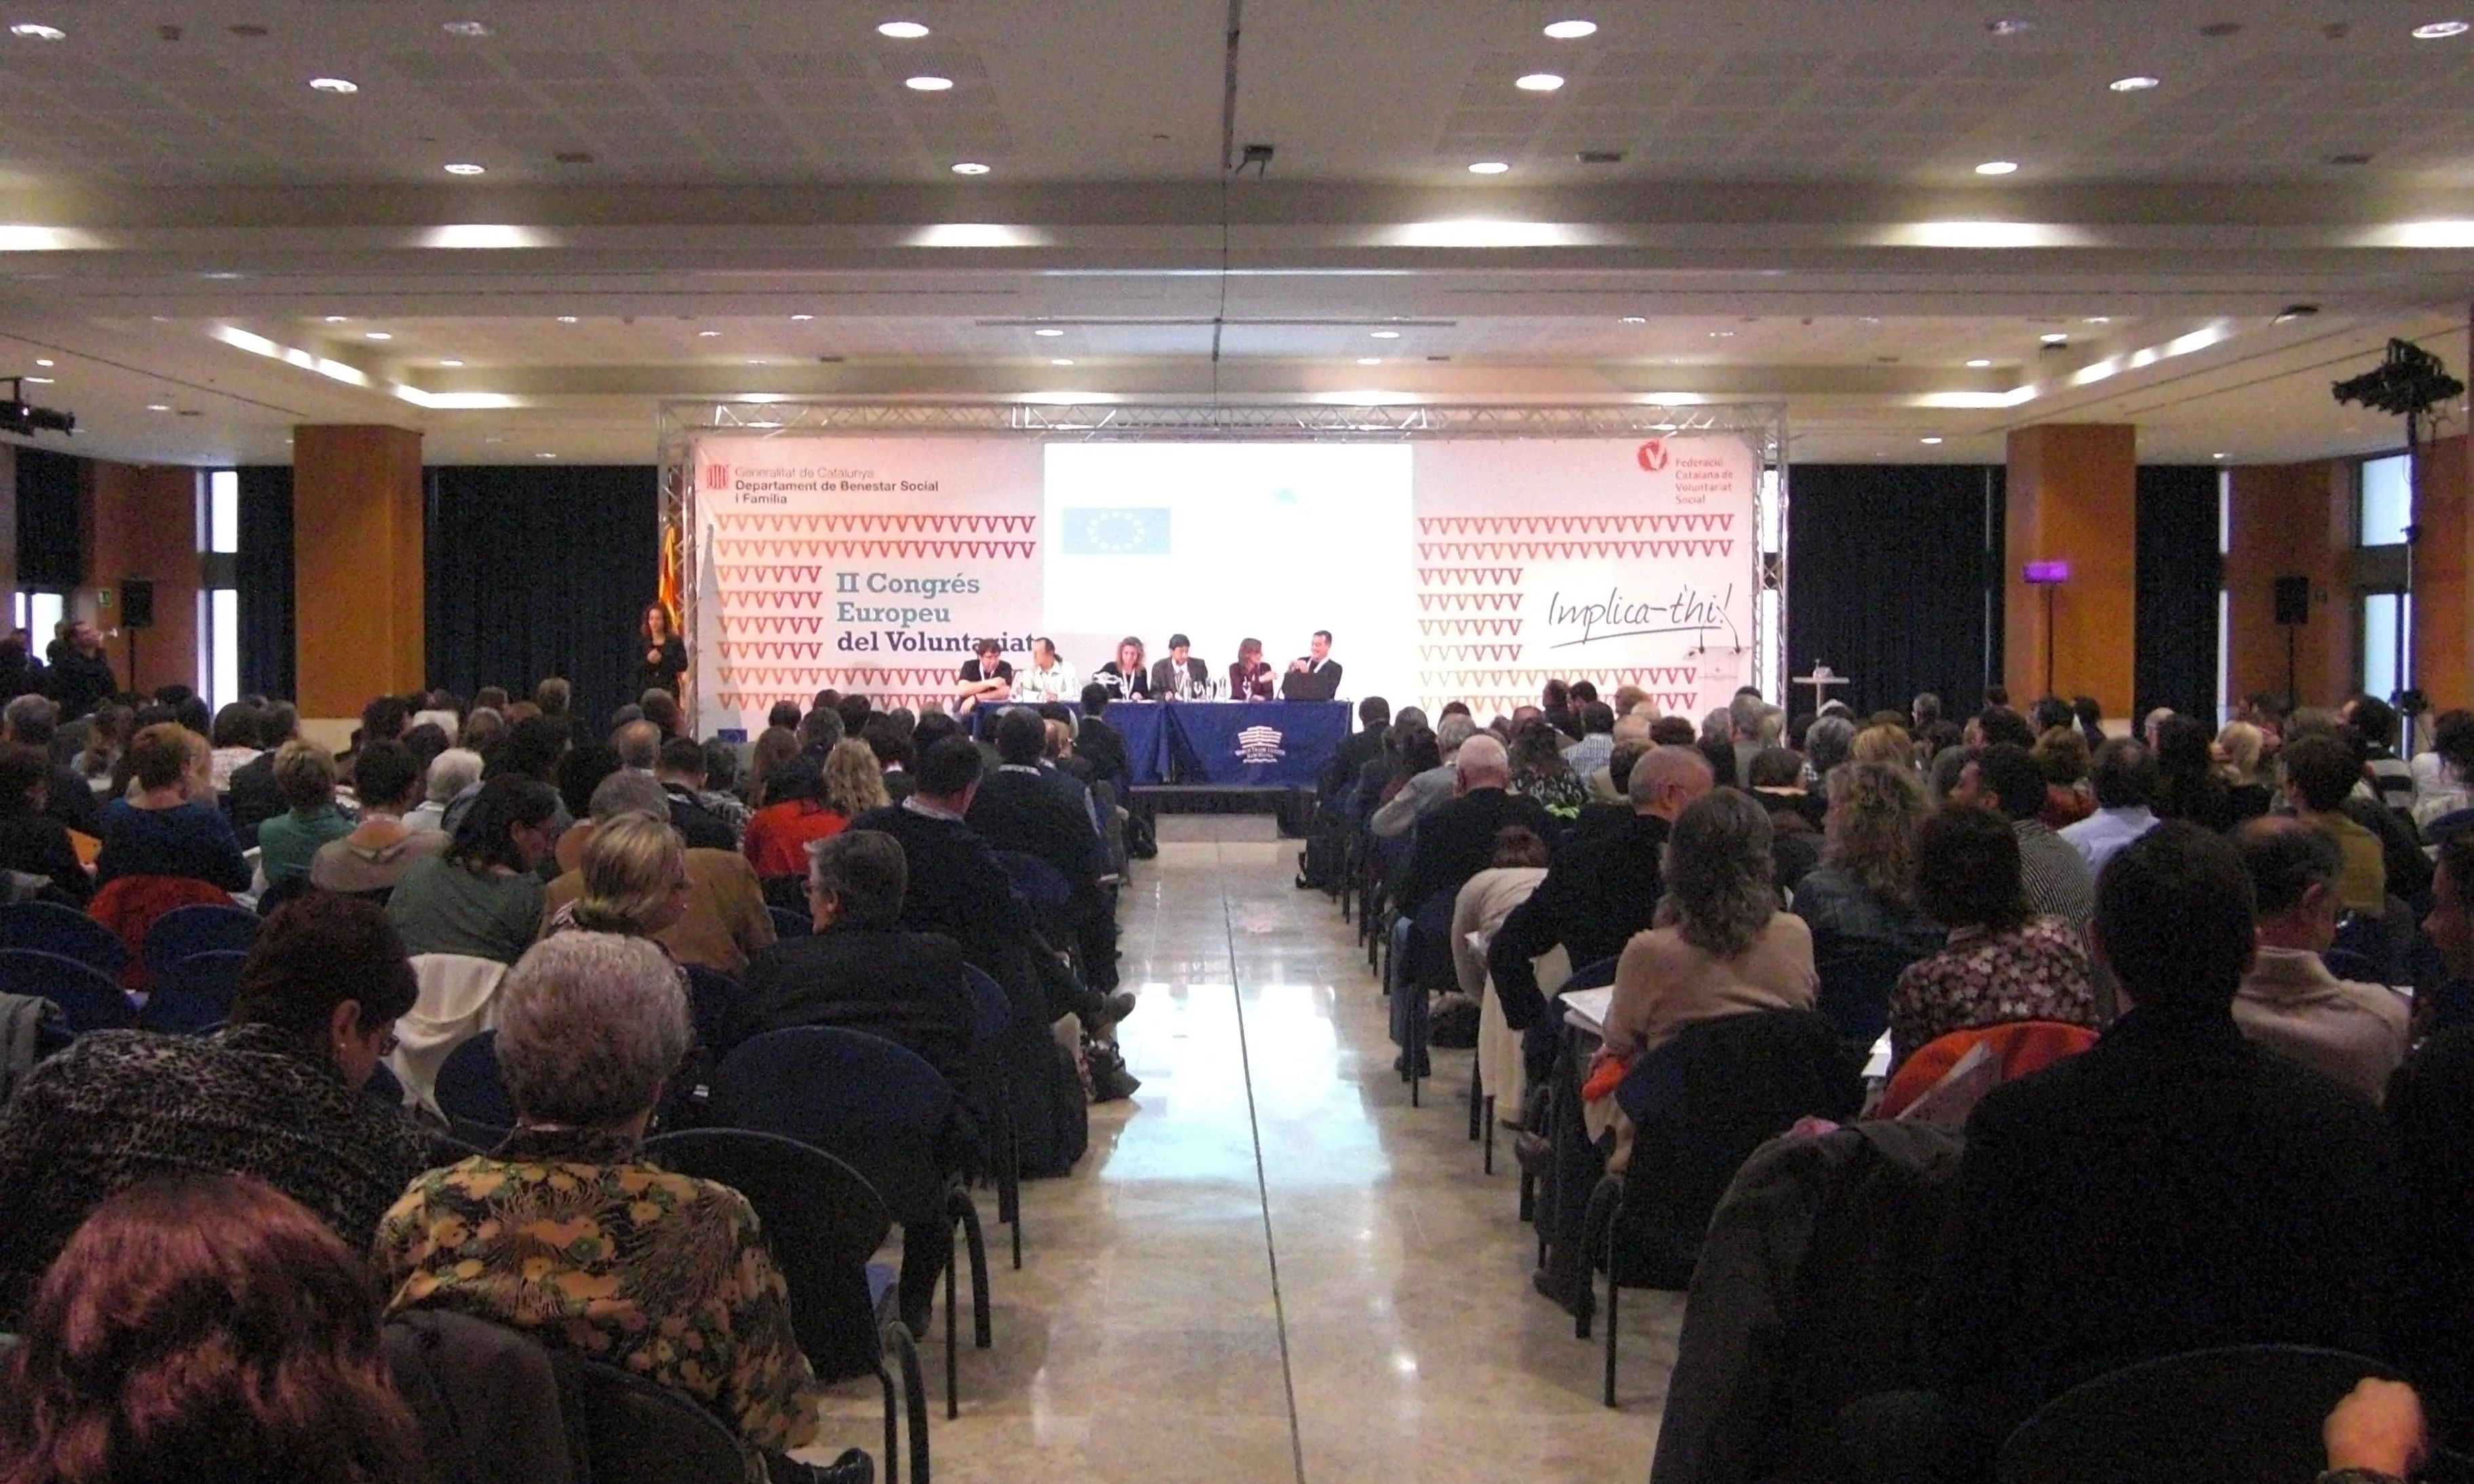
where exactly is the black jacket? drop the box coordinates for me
[625,636,686,701]
[845,802,1041,1023]
[2388,1025,2474,1444]
[965,766,1104,887]
[1318,722,1385,806]
[0,804,90,905]
[40,764,98,841]
[1922,1007,2401,1469]
[1281,658,1342,702]
[1488,813,1669,1030]
[1391,786,1553,918]
[736,924,980,1093]
[223,748,285,847]
[1074,717,1130,790]
[660,782,739,853]
[43,648,115,720]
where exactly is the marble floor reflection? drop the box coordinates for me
[805,822,1678,1483]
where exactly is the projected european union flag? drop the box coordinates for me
[1060,507,1172,555]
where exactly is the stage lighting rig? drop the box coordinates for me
[0,378,75,438]
[2332,338,2462,422]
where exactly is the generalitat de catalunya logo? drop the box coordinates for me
[703,463,729,489]
[1635,440,1669,473]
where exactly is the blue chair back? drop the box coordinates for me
[140,950,247,1033]
[992,850,1072,907]
[768,905,811,940]
[141,904,259,981]
[434,1031,518,1140]
[0,948,135,1034]
[0,901,130,975]
[681,964,748,1055]
[567,1357,751,1484]
[962,963,1011,1042]
[1560,956,1620,994]
[714,1027,954,1219]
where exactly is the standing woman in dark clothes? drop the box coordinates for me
[629,602,687,701]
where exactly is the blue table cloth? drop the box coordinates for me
[971,701,1347,787]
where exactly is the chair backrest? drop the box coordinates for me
[713,1026,954,1215]
[962,962,1012,1042]
[1996,1344,2403,1484]
[85,874,235,992]
[0,948,134,1034]
[0,899,129,975]
[433,1030,518,1141]
[680,964,747,1056]
[992,849,1072,907]
[140,903,260,980]
[1878,1020,2099,1120]
[564,1358,748,1484]
[1559,956,1620,994]
[767,905,811,940]
[382,1309,585,1484]
[138,949,248,1033]
[642,1127,894,1384]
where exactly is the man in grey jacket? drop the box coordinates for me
[1370,714,1475,838]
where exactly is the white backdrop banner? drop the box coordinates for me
[691,437,1043,736]
[1408,436,1758,720]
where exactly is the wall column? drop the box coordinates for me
[83,461,201,697]
[2223,459,2354,711]
[293,425,422,721]
[2005,424,2137,715]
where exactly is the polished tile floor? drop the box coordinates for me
[806,823,1682,1483]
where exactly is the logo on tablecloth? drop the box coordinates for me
[1235,725,1286,765]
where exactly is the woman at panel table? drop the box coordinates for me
[1013,636,1079,705]
[629,602,687,701]
[1095,636,1153,702]
[1227,638,1275,703]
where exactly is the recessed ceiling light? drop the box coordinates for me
[1619,315,1646,324]
[2083,315,2111,324]
[1468,160,1510,174]
[1975,159,2019,175]
[536,452,556,458]
[2110,75,2161,92]
[1966,357,1992,367]
[904,74,953,91]
[1515,72,1565,91]
[309,76,358,94]
[2041,332,2069,344]
[2212,451,2228,459]
[1543,19,1598,39]
[791,313,814,321]
[1050,357,1075,366]
[556,315,579,324]
[365,331,391,340]
[1709,330,1735,338]
[9,22,62,40]
[1986,18,2035,34]
[1357,356,1381,364]
[21,376,50,384]
[1370,330,1402,338]
[878,20,931,38]
[442,20,491,37]
[322,315,347,323]
[1033,327,1064,336]
[439,358,463,367]
[145,404,170,412]
[443,161,486,175]
[950,161,990,174]
[32,357,51,366]
[697,330,721,337]
[2413,20,2470,38]
[1920,436,1945,445]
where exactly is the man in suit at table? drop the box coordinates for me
[1148,633,1210,701]
[1281,629,1343,701]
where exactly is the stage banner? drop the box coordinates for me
[690,438,1043,737]
[1409,436,1758,720]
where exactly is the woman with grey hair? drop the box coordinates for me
[408,747,483,834]
[374,933,862,1484]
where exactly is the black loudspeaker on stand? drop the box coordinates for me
[2273,573,2308,708]
[119,579,153,691]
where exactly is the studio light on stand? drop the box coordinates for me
[2022,560,2070,699]
[2334,338,2463,723]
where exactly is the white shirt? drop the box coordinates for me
[2057,804,2159,874]
[1014,661,1078,705]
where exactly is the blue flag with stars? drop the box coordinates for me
[1061,507,1172,555]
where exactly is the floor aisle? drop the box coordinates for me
[814,824,1680,1483]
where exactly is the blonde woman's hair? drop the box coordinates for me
[271,738,337,811]
[1849,724,1914,770]
[1823,760,1928,904]
[2216,720,2264,781]
[822,738,889,817]
[571,812,686,935]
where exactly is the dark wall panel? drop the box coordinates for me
[236,465,294,701]
[2134,464,2224,722]
[1785,464,2005,720]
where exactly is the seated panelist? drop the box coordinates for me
[1228,638,1275,702]
[1096,636,1153,702]
[1150,633,1209,701]
[1013,636,1077,705]
[1280,629,1343,702]
[953,637,1012,716]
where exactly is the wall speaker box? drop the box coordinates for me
[119,579,154,630]
[2273,574,2310,626]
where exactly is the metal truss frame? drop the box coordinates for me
[657,399,1791,719]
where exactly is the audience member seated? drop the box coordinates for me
[544,770,773,977]
[1371,714,1476,838]
[2150,714,2239,832]
[2227,817,2409,1104]
[437,713,572,841]
[967,708,1118,992]
[0,893,427,1327]
[0,743,89,904]
[1790,761,1944,1049]
[0,1174,426,1484]
[1888,804,2096,1069]
[1448,825,1552,1084]
[1745,745,1823,886]
[407,745,482,834]
[2284,732,2388,914]
[2412,708,2474,831]
[2031,725,2095,829]
[1563,701,1616,781]
[657,735,741,851]
[374,933,828,1482]
[219,701,292,844]
[1506,715,1591,818]
[1318,697,1392,813]
[2057,736,2160,874]
[92,721,252,893]
[1391,734,1551,1002]
[744,741,879,879]
[2215,718,2277,821]
[859,716,918,802]
[1488,745,1713,1037]
[0,692,100,840]
[2389,832,2474,1447]
[1072,683,1131,792]
[206,701,265,793]
[307,739,444,899]
[385,775,558,962]
[550,741,624,872]
[2346,692,2416,817]
[544,810,691,947]
[1596,789,1817,1167]
[1916,822,2401,1479]
[1960,741,2095,934]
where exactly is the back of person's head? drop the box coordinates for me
[2283,705,2341,744]
[2094,821,2256,1013]
[473,685,509,713]
[271,739,337,812]
[916,734,985,799]
[1435,714,1477,759]
[495,933,692,1128]
[0,743,47,811]
[1542,678,1571,712]
[1977,742,2045,821]
[747,726,799,800]
[1647,714,1697,748]
[2349,693,2399,750]
[1079,681,1110,714]
[1823,760,1927,901]
[556,743,622,821]
[1977,705,2037,749]
[0,1173,424,1484]
[1579,701,1616,736]
[699,739,739,795]
[1631,742,1717,807]
[357,695,410,749]
[573,812,686,934]
[835,693,874,738]
[351,739,420,812]
[1395,724,1442,777]
[994,707,1046,766]
[459,706,504,757]
[764,750,826,806]
[2154,714,2214,777]
[2436,709,2474,786]
[447,775,559,873]
[657,735,706,779]
[208,702,259,749]
[767,700,803,730]
[811,688,841,714]
[399,722,450,774]
[2238,815,2342,920]
[2217,720,2265,778]
[1803,714,1857,775]
[639,690,680,738]
[1850,723,1913,769]
[494,714,570,783]
[1746,745,1804,789]
[587,766,670,825]
[2281,733,2361,813]
[1489,824,1551,870]
[532,677,571,717]
[2072,694,2102,728]
[2034,724,2090,787]
[1359,696,1391,730]
[1929,744,1976,801]
[1915,804,2032,933]
[811,828,907,928]
[1912,692,1943,724]
[1,692,56,749]
[233,893,419,1051]
[1570,680,1600,706]
[426,746,484,804]
[1661,788,1777,959]
[1454,733,1509,786]
[911,710,961,751]
[797,705,846,754]
[1506,716,1564,774]
[129,722,191,792]
[2088,737,2159,809]
[1728,691,1764,738]
[860,716,916,773]
[611,720,661,771]
[824,738,889,816]
[2030,696,2075,735]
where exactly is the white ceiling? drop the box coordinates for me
[1,1,2472,468]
